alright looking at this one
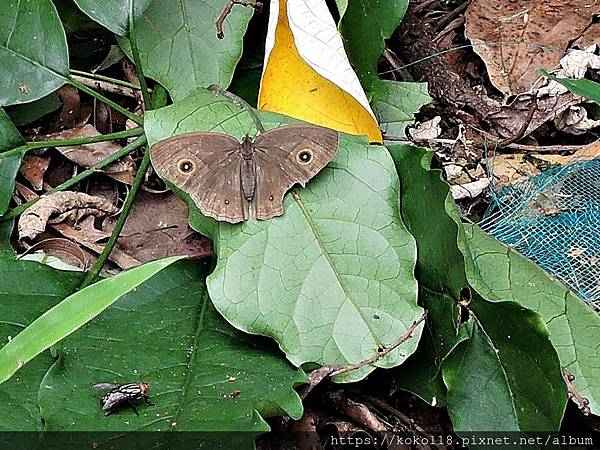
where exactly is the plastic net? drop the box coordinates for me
[480,157,600,313]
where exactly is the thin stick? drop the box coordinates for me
[2,136,147,220]
[328,312,427,378]
[128,0,153,110]
[0,128,143,159]
[208,84,265,133]
[70,70,141,90]
[215,0,263,39]
[70,75,138,98]
[67,77,143,125]
[80,143,152,288]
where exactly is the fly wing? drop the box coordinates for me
[93,383,121,391]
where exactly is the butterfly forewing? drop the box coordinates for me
[151,131,250,223]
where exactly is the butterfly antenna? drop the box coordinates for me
[208,84,266,134]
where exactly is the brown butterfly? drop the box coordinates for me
[151,124,339,223]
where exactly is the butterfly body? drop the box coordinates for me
[240,136,257,201]
[151,124,339,223]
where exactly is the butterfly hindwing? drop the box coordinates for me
[252,125,339,220]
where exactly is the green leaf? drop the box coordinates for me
[145,89,423,382]
[39,260,305,447]
[340,0,430,137]
[443,301,567,435]
[387,144,471,401]
[0,150,25,216]
[70,0,151,35]
[0,0,69,106]
[0,108,24,152]
[0,257,182,384]
[389,144,600,417]
[5,92,62,127]
[0,253,83,432]
[543,72,600,105]
[120,0,253,101]
[0,219,13,252]
[0,109,24,216]
[464,224,600,415]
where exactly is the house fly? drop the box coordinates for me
[94,382,153,416]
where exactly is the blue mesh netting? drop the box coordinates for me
[480,157,600,313]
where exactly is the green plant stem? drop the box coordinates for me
[2,136,147,220]
[70,69,142,90]
[1,127,143,159]
[67,77,143,125]
[128,0,153,109]
[80,143,152,289]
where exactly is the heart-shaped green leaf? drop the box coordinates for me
[0,0,68,106]
[145,89,423,382]
[120,0,254,101]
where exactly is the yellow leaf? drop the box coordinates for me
[258,0,382,143]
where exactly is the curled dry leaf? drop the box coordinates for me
[465,0,598,95]
[33,124,135,183]
[18,191,118,240]
[18,237,89,270]
[450,178,491,200]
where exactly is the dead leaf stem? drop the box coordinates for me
[328,312,427,378]
[215,0,263,39]
[128,0,153,109]
[80,144,152,288]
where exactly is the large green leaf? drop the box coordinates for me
[340,0,430,137]
[0,257,182,384]
[0,253,83,432]
[443,301,566,436]
[387,144,472,401]
[464,224,600,415]
[145,89,423,382]
[389,144,600,417]
[38,260,305,448]
[0,0,68,106]
[389,144,568,432]
[0,109,24,152]
[0,109,24,216]
[120,0,253,101]
[72,0,152,35]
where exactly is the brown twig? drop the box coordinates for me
[499,94,538,148]
[562,368,591,416]
[215,0,263,39]
[328,312,427,378]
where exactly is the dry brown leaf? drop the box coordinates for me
[18,191,118,240]
[102,191,212,263]
[20,155,51,191]
[465,0,598,95]
[488,154,541,186]
[34,124,135,183]
[19,237,89,270]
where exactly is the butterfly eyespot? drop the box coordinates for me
[296,148,314,164]
[268,195,274,201]
[224,199,230,205]
[178,159,195,174]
